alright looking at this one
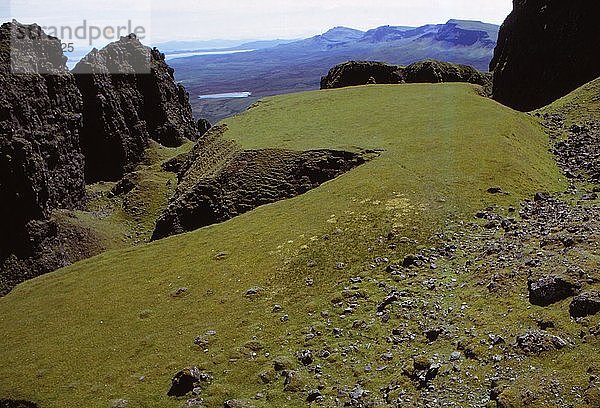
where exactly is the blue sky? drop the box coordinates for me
[2,0,512,43]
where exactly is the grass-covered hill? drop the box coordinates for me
[2,82,587,407]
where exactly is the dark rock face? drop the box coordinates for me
[490,0,600,111]
[152,127,370,240]
[73,35,197,182]
[528,275,579,306]
[320,59,491,90]
[0,22,86,286]
[569,292,600,318]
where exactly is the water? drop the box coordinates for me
[198,92,252,99]
[165,49,254,61]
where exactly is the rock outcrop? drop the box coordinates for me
[73,35,198,182]
[320,59,491,90]
[152,126,371,240]
[320,61,403,89]
[0,22,86,274]
[490,0,600,111]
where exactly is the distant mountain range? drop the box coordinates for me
[169,19,499,122]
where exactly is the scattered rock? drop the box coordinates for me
[282,370,303,392]
[377,291,400,313]
[405,356,440,388]
[297,350,313,366]
[222,400,254,408]
[306,389,322,403]
[486,186,503,194]
[244,287,261,297]
[515,330,568,354]
[183,399,204,407]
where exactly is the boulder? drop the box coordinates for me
[73,35,197,182]
[167,367,212,397]
[490,0,600,111]
[528,275,579,306]
[569,291,600,318]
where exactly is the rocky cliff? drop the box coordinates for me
[0,22,86,256]
[321,59,491,90]
[73,35,198,182]
[490,0,600,111]
[1,23,199,294]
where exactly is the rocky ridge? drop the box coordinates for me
[152,125,374,240]
[73,35,197,182]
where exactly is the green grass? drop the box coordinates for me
[0,84,565,407]
[535,77,600,126]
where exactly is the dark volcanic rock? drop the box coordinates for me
[320,61,403,89]
[528,275,579,306]
[167,367,212,397]
[569,292,600,318]
[320,59,491,90]
[197,119,212,138]
[73,34,197,182]
[490,0,600,111]
[0,22,87,290]
[152,127,370,240]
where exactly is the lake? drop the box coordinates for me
[165,49,255,61]
[198,92,252,99]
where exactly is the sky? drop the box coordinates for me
[2,0,512,43]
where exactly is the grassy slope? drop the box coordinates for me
[535,77,600,125]
[0,84,564,407]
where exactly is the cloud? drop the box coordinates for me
[4,0,512,42]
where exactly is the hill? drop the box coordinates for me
[170,20,499,123]
[0,83,577,407]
